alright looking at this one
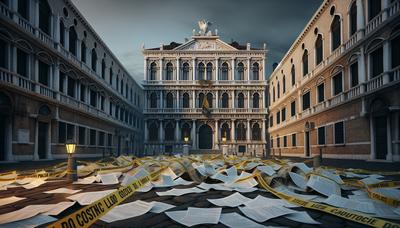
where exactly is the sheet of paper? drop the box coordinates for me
[306,174,340,197]
[44,188,82,194]
[270,163,282,170]
[292,163,312,174]
[289,172,307,190]
[73,176,97,185]
[372,188,400,199]
[182,207,221,226]
[44,202,76,216]
[137,183,153,192]
[16,178,33,185]
[97,172,120,185]
[0,196,26,206]
[257,165,276,176]
[323,194,375,214]
[149,201,175,213]
[360,177,385,185]
[394,207,400,216]
[244,195,298,208]
[152,175,175,187]
[173,177,193,186]
[156,187,207,196]
[0,214,57,228]
[219,212,266,228]
[165,210,190,226]
[345,172,369,178]
[67,189,116,205]
[318,169,343,184]
[161,167,178,179]
[244,162,261,170]
[197,182,233,191]
[121,167,150,186]
[239,205,296,222]
[227,177,258,189]
[100,200,153,223]
[0,204,58,224]
[284,211,321,224]
[372,202,400,219]
[22,178,47,189]
[233,187,258,193]
[207,192,251,207]
[274,185,319,201]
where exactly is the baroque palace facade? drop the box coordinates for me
[0,0,143,161]
[268,0,400,161]
[142,27,268,155]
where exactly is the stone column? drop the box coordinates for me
[231,58,235,80]
[176,58,180,81]
[248,91,251,109]
[160,91,164,108]
[191,120,196,148]
[382,0,389,20]
[262,120,266,142]
[159,121,164,142]
[356,0,365,32]
[175,120,180,142]
[192,58,196,81]
[34,120,39,160]
[76,39,82,60]
[386,115,393,161]
[394,112,400,161]
[247,58,251,80]
[214,120,219,149]
[231,120,235,143]
[247,120,251,142]
[65,27,70,51]
[192,90,196,108]
[176,91,180,109]
[215,91,219,109]
[144,58,148,81]
[54,61,60,100]
[34,59,39,93]
[159,58,163,81]
[215,58,219,81]
[383,41,390,84]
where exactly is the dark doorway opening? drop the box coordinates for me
[198,125,213,149]
[305,131,310,157]
[38,122,48,159]
[0,114,6,161]
[374,116,388,159]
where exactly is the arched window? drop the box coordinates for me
[81,41,86,63]
[221,123,230,140]
[166,92,173,108]
[166,62,173,80]
[252,63,259,80]
[237,93,244,108]
[291,65,295,86]
[198,63,205,80]
[282,76,286,94]
[181,123,191,140]
[101,59,106,79]
[221,93,229,108]
[368,0,381,21]
[236,123,246,141]
[331,15,341,51]
[182,93,190,108]
[198,93,205,108]
[60,21,65,47]
[164,122,175,141]
[91,48,97,71]
[350,2,357,36]
[150,92,157,108]
[253,93,260,108]
[277,82,280,99]
[148,122,158,141]
[237,62,244,80]
[150,62,157,80]
[206,63,213,80]
[252,123,261,140]
[221,62,228,80]
[182,62,189,80]
[206,93,213,108]
[315,34,323,65]
[302,50,308,76]
[272,87,276,102]
[39,0,51,35]
[69,26,77,56]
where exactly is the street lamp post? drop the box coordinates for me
[221,133,228,156]
[183,136,190,156]
[66,140,77,181]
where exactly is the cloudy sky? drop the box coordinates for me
[71,0,322,83]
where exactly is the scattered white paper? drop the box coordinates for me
[149,201,175,213]
[323,194,375,214]
[394,207,400,216]
[285,211,321,224]
[372,188,400,199]
[244,162,261,170]
[257,166,276,176]
[197,182,233,191]
[100,200,153,223]
[16,178,33,185]
[44,202,76,216]
[22,179,47,189]
[233,187,258,193]
[168,207,221,227]
[67,189,116,205]
[0,214,57,228]
[292,163,312,174]
[0,204,63,224]
[318,170,343,184]
[0,196,26,207]
[372,202,400,219]
[244,195,298,208]
[289,172,307,190]
[73,176,97,185]
[239,205,296,222]
[306,175,340,197]
[208,192,251,207]
[360,177,384,185]
[97,172,121,185]
[156,187,207,196]
[44,188,82,195]
[219,212,266,228]
[275,185,319,201]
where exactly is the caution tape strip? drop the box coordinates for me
[47,166,166,228]
[256,174,400,228]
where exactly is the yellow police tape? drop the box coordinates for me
[47,166,166,228]
[256,173,400,228]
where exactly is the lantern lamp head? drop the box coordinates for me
[184,136,189,143]
[66,140,76,154]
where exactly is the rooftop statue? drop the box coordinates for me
[198,19,212,36]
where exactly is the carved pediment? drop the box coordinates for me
[174,38,238,51]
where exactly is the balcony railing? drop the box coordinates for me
[143,80,267,85]
[144,107,268,114]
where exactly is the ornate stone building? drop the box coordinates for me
[142,26,268,155]
[0,0,143,161]
[268,0,400,161]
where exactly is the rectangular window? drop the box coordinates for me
[317,83,325,103]
[100,95,104,111]
[107,133,112,147]
[318,126,326,145]
[109,102,113,115]
[98,132,105,146]
[78,126,86,145]
[291,101,296,117]
[269,116,273,127]
[281,108,286,122]
[109,69,113,85]
[292,133,297,147]
[80,84,86,102]
[67,77,76,98]
[59,72,65,93]
[90,90,97,107]
[276,111,280,124]
[302,92,310,110]
[350,62,359,87]
[368,0,381,21]
[333,72,343,96]
[0,39,7,69]
[277,137,280,148]
[89,129,96,146]
[17,49,28,78]
[270,139,274,148]
[18,0,29,20]
[58,122,66,143]
[392,36,400,68]
[370,47,383,78]
[283,135,287,147]
[38,61,49,86]
[334,121,345,144]
[67,124,75,140]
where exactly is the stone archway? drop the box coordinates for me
[198,124,213,149]
[0,92,12,161]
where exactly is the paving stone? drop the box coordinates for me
[269,216,302,227]
[193,201,211,207]
[320,214,346,224]
[173,195,194,204]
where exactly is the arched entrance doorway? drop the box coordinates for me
[0,92,12,161]
[198,124,212,149]
[371,99,389,160]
